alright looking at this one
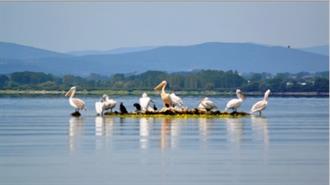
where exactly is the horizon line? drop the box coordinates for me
[1,40,328,54]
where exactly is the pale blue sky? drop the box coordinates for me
[0,2,328,52]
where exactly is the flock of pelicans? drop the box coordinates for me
[65,80,271,116]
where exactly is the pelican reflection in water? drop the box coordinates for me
[170,118,182,149]
[95,116,114,137]
[251,116,269,145]
[160,118,171,150]
[95,116,115,150]
[159,118,182,150]
[199,118,210,143]
[139,117,154,149]
[68,116,84,152]
[225,118,244,144]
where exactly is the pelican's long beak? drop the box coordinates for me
[65,89,72,97]
[154,81,165,91]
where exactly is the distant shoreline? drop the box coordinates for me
[0,90,328,97]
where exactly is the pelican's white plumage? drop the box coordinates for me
[65,86,86,112]
[95,101,104,115]
[225,89,245,112]
[251,89,271,115]
[170,92,184,108]
[102,94,117,112]
[139,92,154,112]
[95,94,116,116]
[198,97,217,111]
[154,80,184,108]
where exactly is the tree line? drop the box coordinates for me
[0,70,328,92]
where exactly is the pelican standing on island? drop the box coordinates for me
[139,92,154,112]
[225,89,245,112]
[95,101,104,116]
[250,89,271,116]
[65,86,86,115]
[154,80,184,108]
[101,94,117,113]
[198,97,217,112]
[95,94,117,116]
[154,80,172,107]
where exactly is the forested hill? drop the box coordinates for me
[0,42,328,75]
[0,70,328,93]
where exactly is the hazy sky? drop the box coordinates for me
[0,2,328,52]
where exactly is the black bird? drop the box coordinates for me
[153,104,158,111]
[133,103,141,112]
[120,102,128,114]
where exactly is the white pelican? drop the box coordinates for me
[95,94,116,115]
[101,94,116,112]
[154,80,172,107]
[198,97,217,111]
[139,92,154,112]
[154,80,184,109]
[225,89,245,112]
[65,86,86,114]
[250,89,271,116]
[95,101,104,116]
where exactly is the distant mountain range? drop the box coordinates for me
[67,46,156,56]
[299,45,329,56]
[0,41,328,75]
[0,42,69,59]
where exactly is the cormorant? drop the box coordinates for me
[133,103,141,112]
[119,102,128,114]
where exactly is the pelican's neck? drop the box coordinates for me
[263,93,269,101]
[237,93,244,100]
[161,83,167,95]
[70,90,76,99]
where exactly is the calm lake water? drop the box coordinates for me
[0,96,328,185]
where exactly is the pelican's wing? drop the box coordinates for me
[226,99,241,109]
[203,100,217,110]
[111,100,117,109]
[72,98,85,110]
[104,99,116,110]
[198,102,205,110]
[170,93,184,107]
[251,100,267,113]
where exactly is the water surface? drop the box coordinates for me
[0,96,328,185]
